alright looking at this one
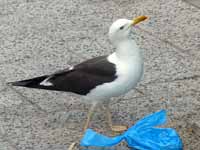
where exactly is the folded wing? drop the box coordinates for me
[9,56,117,95]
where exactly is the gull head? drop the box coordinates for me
[109,16,147,45]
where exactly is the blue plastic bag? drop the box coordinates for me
[80,110,183,150]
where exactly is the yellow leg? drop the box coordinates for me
[68,103,96,150]
[83,104,96,132]
[106,106,128,133]
[134,88,145,95]
[68,142,77,150]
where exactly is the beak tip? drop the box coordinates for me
[144,16,148,19]
[132,15,148,25]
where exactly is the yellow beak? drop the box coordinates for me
[132,16,148,25]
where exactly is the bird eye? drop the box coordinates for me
[119,26,124,30]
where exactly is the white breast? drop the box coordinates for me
[86,53,143,102]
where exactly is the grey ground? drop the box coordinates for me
[0,0,200,149]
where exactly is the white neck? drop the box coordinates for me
[114,39,142,61]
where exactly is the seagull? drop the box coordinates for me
[8,16,147,134]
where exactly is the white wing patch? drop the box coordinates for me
[40,77,53,86]
[69,66,74,70]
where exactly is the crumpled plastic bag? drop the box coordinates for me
[80,110,183,150]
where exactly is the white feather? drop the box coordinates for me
[40,78,53,86]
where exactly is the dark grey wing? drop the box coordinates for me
[47,55,117,95]
[10,55,117,95]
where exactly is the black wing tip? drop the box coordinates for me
[7,81,27,86]
[6,76,49,88]
[6,82,13,86]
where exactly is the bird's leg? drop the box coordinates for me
[106,105,128,133]
[83,103,96,132]
[68,103,96,150]
[68,142,77,150]
[134,88,145,95]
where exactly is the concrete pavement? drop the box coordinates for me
[0,0,200,149]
